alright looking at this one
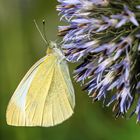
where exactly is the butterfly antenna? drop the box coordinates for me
[34,19,49,46]
[42,20,48,42]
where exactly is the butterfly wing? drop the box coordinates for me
[7,53,75,127]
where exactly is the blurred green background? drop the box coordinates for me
[0,0,140,140]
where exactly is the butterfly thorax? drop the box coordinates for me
[46,42,65,62]
[46,41,56,54]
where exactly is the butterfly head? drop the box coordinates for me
[46,41,57,54]
[46,41,65,61]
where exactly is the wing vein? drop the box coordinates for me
[41,65,56,125]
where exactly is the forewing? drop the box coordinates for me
[6,56,50,126]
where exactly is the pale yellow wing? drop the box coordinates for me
[6,55,50,126]
[7,53,75,127]
[25,57,75,127]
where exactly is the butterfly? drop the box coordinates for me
[6,21,75,127]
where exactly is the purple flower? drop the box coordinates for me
[57,0,140,123]
[112,5,139,28]
[57,0,109,20]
